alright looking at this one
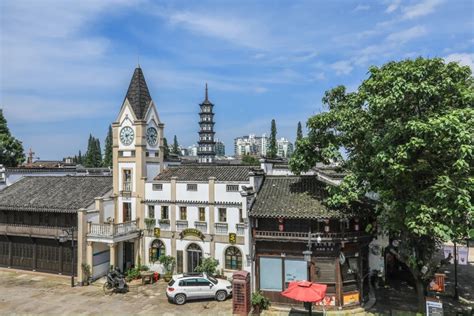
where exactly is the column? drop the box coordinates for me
[109,243,116,269]
[86,241,93,282]
[77,208,87,282]
[208,177,216,258]
[170,176,177,259]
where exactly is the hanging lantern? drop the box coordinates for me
[324,219,330,233]
[354,218,360,231]
[278,218,285,231]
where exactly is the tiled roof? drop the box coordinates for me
[250,176,355,219]
[125,67,152,119]
[155,165,256,182]
[0,176,112,213]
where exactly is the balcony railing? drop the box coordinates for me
[215,222,228,234]
[194,221,207,233]
[88,220,138,239]
[236,223,245,235]
[176,220,188,232]
[158,219,171,231]
[253,230,366,241]
[123,181,132,192]
[0,223,73,239]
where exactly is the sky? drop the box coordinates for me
[0,0,473,160]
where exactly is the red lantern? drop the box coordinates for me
[354,218,360,231]
[278,218,285,231]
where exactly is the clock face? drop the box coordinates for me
[120,126,134,145]
[146,127,158,146]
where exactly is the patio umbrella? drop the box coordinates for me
[281,281,327,315]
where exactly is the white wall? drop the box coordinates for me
[214,183,245,202]
[176,183,208,201]
[103,199,114,222]
[145,182,171,200]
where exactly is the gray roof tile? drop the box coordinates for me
[0,176,112,213]
[155,165,255,182]
[125,67,152,119]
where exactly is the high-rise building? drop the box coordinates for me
[187,144,198,156]
[234,134,268,157]
[197,84,216,163]
[215,139,225,156]
[277,137,294,158]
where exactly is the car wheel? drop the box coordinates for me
[216,290,227,302]
[174,293,186,305]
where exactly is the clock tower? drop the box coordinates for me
[111,66,164,268]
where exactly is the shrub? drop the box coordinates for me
[195,257,219,275]
[159,255,176,275]
[251,291,271,310]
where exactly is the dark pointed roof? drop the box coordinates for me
[124,67,152,119]
[200,83,213,105]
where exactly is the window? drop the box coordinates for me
[226,185,239,192]
[225,246,242,270]
[259,257,282,291]
[218,208,227,222]
[180,207,187,220]
[187,184,197,191]
[284,259,307,288]
[123,202,132,222]
[123,169,132,191]
[148,205,155,218]
[239,209,244,223]
[196,278,211,286]
[199,207,206,221]
[149,239,165,263]
[161,206,169,219]
[152,184,163,191]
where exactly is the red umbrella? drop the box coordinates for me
[281,281,327,315]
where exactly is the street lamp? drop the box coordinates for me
[59,226,75,287]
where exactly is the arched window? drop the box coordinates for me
[225,246,242,270]
[149,239,165,263]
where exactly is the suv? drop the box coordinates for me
[166,273,232,305]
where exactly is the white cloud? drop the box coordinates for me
[386,0,401,13]
[354,4,370,12]
[386,25,427,43]
[402,0,443,19]
[331,60,354,75]
[444,53,474,70]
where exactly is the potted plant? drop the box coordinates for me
[158,218,170,225]
[144,218,156,231]
[195,257,219,275]
[251,291,270,315]
[159,255,176,282]
[81,263,91,286]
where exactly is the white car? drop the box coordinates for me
[166,273,232,305]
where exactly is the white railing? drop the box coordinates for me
[88,220,138,238]
[194,221,207,233]
[176,220,188,232]
[123,181,132,192]
[236,223,245,235]
[214,222,228,234]
[253,230,364,240]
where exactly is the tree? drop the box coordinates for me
[77,150,83,165]
[290,58,474,312]
[0,109,25,167]
[296,121,303,149]
[172,135,180,155]
[163,137,169,159]
[95,138,102,166]
[84,134,102,167]
[242,154,260,165]
[195,257,219,275]
[103,125,113,167]
[267,119,277,158]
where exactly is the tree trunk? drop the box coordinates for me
[414,276,426,313]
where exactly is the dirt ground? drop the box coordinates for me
[0,268,232,316]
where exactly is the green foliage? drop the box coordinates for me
[125,267,141,281]
[84,134,103,167]
[172,135,180,155]
[144,218,156,230]
[159,255,176,275]
[267,119,277,158]
[195,257,219,275]
[103,125,113,168]
[163,137,169,159]
[289,58,474,311]
[241,154,260,165]
[0,109,25,167]
[81,263,91,279]
[251,291,271,310]
[296,121,303,149]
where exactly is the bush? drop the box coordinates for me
[125,267,141,281]
[195,257,219,275]
[159,255,176,275]
[251,291,270,310]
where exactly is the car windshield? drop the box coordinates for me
[207,275,218,284]
[168,279,175,286]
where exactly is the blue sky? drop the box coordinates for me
[1,0,473,160]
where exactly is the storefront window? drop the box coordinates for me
[149,239,165,263]
[225,246,242,270]
[284,259,307,288]
[259,257,282,291]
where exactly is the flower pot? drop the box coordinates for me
[163,275,172,282]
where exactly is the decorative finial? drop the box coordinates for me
[205,83,208,101]
[137,55,140,68]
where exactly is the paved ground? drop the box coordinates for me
[0,268,232,316]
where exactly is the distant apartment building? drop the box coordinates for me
[215,139,225,156]
[187,144,198,156]
[277,137,294,158]
[234,134,268,157]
